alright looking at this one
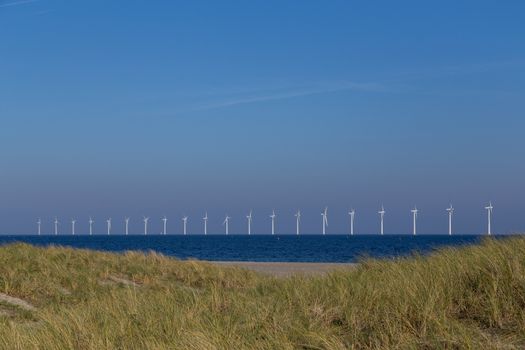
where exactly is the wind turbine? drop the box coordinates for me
[125,217,130,235]
[54,217,59,235]
[295,210,301,236]
[485,201,493,235]
[106,218,112,235]
[270,210,276,235]
[411,207,418,236]
[247,210,253,235]
[223,215,230,235]
[378,205,385,235]
[321,207,328,235]
[162,216,168,235]
[203,212,208,235]
[143,216,149,235]
[182,216,188,235]
[349,209,355,235]
[446,205,454,235]
[71,219,76,235]
[89,217,94,235]
[37,218,41,236]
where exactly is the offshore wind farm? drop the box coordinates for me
[32,202,496,236]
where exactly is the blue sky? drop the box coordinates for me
[1,0,524,234]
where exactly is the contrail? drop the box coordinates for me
[193,81,384,111]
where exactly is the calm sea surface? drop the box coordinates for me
[0,234,512,262]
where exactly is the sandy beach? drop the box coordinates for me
[212,261,356,277]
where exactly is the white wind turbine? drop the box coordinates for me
[71,219,76,235]
[295,210,301,236]
[162,216,168,235]
[106,218,112,235]
[378,205,386,235]
[182,216,188,235]
[89,217,94,235]
[349,209,355,235]
[125,217,130,235]
[54,217,59,235]
[203,212,208,235]
[37,218,41,236]
[411,207,418,236]
[270,210,276,235]
[321,207,328,235]
[143,216,149,235]
[485,201,493,235]
[223,215,230,235]
[247,210,253,235]
[446,205,454,235]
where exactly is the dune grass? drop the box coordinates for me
[1,237,525,349]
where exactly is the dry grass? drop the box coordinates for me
[1,237,525,349]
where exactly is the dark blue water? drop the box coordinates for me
[0,234,509,262]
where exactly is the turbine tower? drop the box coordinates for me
[247,210,253,235]
[446,205,454,235]
[182,216,188,235]
[295,210,301,236]
[106,218,112,235]
[485,201,493,235]
[89,217,94,236]
[321,207,328,235]
[223,215,230,235]
[203,212,208,235]
[411,207,418,236]
[270,210,276,235]
[143,216,149,235]
[349,209,355,235]
[162,216,168,235]
[54,217,59,235]
[125,217,130,235]
[71,219,76,235]
[37,218,41,236]
[378,205,385,235]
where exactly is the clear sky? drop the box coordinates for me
[1,0,524,235]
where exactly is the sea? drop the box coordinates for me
[0,234,512,263]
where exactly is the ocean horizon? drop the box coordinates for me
[0,234,513,263]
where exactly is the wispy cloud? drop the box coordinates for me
[190,81,386,112]
[0,0,38,8]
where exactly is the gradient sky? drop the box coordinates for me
[1,0,524,235]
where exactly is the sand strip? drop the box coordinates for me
[0,293,36,311]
